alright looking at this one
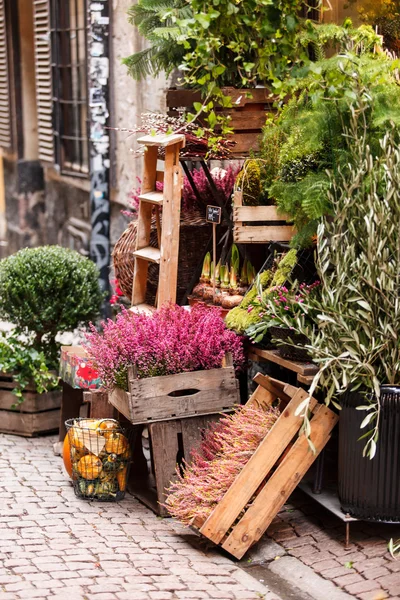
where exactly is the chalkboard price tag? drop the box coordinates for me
[206,205,222,224]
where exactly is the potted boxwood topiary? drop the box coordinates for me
[292,107,400,521]
[0,246,103,436]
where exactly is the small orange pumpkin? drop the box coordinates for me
[98,419,119,433]
[62,434,73,478]
[77,454,103,480]
[104,432,129,455]
[117,466,128,492]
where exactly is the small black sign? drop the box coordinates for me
[206,205,222,224]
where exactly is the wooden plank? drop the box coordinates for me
[0,390,61,412]
[247,385,276,410]
[0,408,60,437]
[108,388,131,421]
[250,348,318,376]
[254,374,298,400]
[139,191,163,205]
[167,87,275,107]
[137,133,186,147]
[133,246,161,264]
[88,390,116,419]
[200,389,316,544]
[234,205,289,222]
[158,141,183,306]
[128,365,236,398]
[228,132,260,155]
[233,225,294,243]
[181,414,220,460]
[113,366,238,424]
[150,420,181,515]
[221,405,339,559]
[59,383,84,441]
[225,111,268,130]
[297,373,316,386]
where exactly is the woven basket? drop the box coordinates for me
[112,210,213,305]
[269,326,311,362]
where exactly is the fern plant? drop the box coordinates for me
[260,23,400,247]
[122,0,191,80]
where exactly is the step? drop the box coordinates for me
[133,246,161,264]
[139,191,164,205]
[129,304,156,316]
[137,133,186,147]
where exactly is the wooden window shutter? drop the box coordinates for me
[33,0,54,162]
[0,0,12,151]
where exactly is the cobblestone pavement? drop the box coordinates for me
[265,490,400,600]
[0,433,280,600]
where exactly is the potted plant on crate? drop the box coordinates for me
[86,303,244,425]
[123,0,319,154]
[0,246,103,436]
[291,107,400,521]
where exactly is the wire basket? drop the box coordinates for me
[65,418,131,502]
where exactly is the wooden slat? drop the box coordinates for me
[200,389,316,544]
[150,419,181,514]
[157,141,183,307]
[133,246,161,264]
[137,133,186,147]
[250,348,319,376]
[0,407,60,437]
[234,225,294,243]
[233,205,290,222]
[139,191,164,205]
[0,390,61,412]
[33,0,54,162]
[221,405,339,559]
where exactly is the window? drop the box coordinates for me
[50,0,89,177]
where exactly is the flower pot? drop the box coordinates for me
[0,372,61,437]
[269,326,311,362]
[338,386,400,522]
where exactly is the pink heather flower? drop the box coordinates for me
[247,306,253,313]
[85,304,245,390]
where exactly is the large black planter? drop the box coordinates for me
[338,386,400,522]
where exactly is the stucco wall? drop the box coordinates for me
[111,0,168,216]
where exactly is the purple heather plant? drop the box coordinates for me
[126,166,239,215]
[164,402,280,525]
[85,304,244,390]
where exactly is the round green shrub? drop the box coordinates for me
[0,246,103,352]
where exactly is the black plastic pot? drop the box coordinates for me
[338,386,400,522]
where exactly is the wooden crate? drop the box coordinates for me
[108,356,239,425]
[190,373,338,559]
[129,414,221,516]
[167,87,276,156]
[233,190,294,244]
[0,374,61,437]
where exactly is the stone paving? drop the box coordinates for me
[0,433,279,600]
[1,432,400,600]
[266,490,400,600]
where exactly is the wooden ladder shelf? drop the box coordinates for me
[131,133,185,312]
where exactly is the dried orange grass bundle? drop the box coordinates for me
[165,403,279,524]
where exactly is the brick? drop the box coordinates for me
[357,591,389,600]
[319,565,356,579]
[313,559,341,573]
[380,572,400,596]
[345,580,383,594]
[363,566,391,580]
[333,573,365,586]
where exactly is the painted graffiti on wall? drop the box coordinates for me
[88,0,111,311]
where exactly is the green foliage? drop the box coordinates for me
[122,0,190,80]
[0,332,59,405]
[0,246,103,360]
[235,160,262,206]
[260,24,400,247]
[293,108,400,458]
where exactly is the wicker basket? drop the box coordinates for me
[113,210,214,305]
[269,326,311,362]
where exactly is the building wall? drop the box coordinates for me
[111,0,168,214]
